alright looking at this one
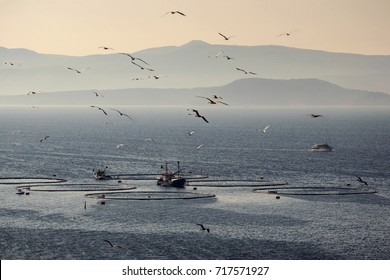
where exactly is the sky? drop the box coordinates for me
[1,0,390,56]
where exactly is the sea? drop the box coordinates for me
[0,105,389,261]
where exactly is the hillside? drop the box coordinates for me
[1,41,390,96]
[1,78,389,107]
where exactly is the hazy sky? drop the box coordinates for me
[1,0,389,56]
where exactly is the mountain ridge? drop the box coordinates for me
[1,41,390,96]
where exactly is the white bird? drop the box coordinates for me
[116,144,125,149]
[144,138,156,143]
[196,144,204,150]
[259,125,271,133]
[188,131,195,136]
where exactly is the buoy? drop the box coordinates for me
[118,180,122,183]
[25,192,30,195]
[276,196,280,199]
[98,201,106,205]
[193,187,197,190]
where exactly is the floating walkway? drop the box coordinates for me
[0,177,67,185]
[85,190,216,201]
[252,185,377,196]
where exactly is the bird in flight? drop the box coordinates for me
[236,67,256,75]
[196,144,204,150]
[119,53,150,65]
[218,32,234,40]
[277,30,299,37]
[131,61,154,71]
[67,67,89,74]
[308,114,324,118]
[103,239,122,248]
[260,125,271,133]
[27,91,39,95]
[5,61,21,66]
[144,138,156,143]
[356,176,368,186]
[110,108,133,120]
[196,223,210,233]
[116,144,125,149]
[188,130,195,136]
[40,136,49,142]
[99,46,114,50]
[196,96,229,105]
[187,109,209,123]
[90,105,108,115]
[223,55,234,60]
[163,10,186,17]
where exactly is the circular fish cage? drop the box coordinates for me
[252,186,377,196]
[18,183,136,192]
[187,179,288,188]
[0,177,67,185]
[85,191,216,200]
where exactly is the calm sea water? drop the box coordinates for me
[0,106,389,259]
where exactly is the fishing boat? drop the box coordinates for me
[157,161,186,188]
[93,168,112,180]
[310,143,333,152]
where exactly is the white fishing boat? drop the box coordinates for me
[157,161,186,188]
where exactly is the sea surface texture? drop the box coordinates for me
[1,106,389,260]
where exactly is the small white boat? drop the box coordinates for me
[157,161,186,188]
[310,143,333,152]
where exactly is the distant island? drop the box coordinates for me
[1,77,389,107]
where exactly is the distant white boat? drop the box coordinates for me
[310,143,333,152]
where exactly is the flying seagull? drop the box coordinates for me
[163,11,186,17]
[40,136,49,142]
[131,61,154,71]
[188,130,195,136]
[187,109,209,123]
[67,67,89,74]
[110,108,133,120]
[144,138,156,143]
[90,105,108,115]
[119,52,150,65]
[99,46,114,50]
[356,176,368,186]
[196,96,229,105]
[236,67,256,75]
[277,30,299,37]
[116,144,125,149]
[196,144,204,150]
[260,125,271,133]
[103,239,122,248]
[196,223,210,233]
[308,114,324,118]
[218,32,234,40]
